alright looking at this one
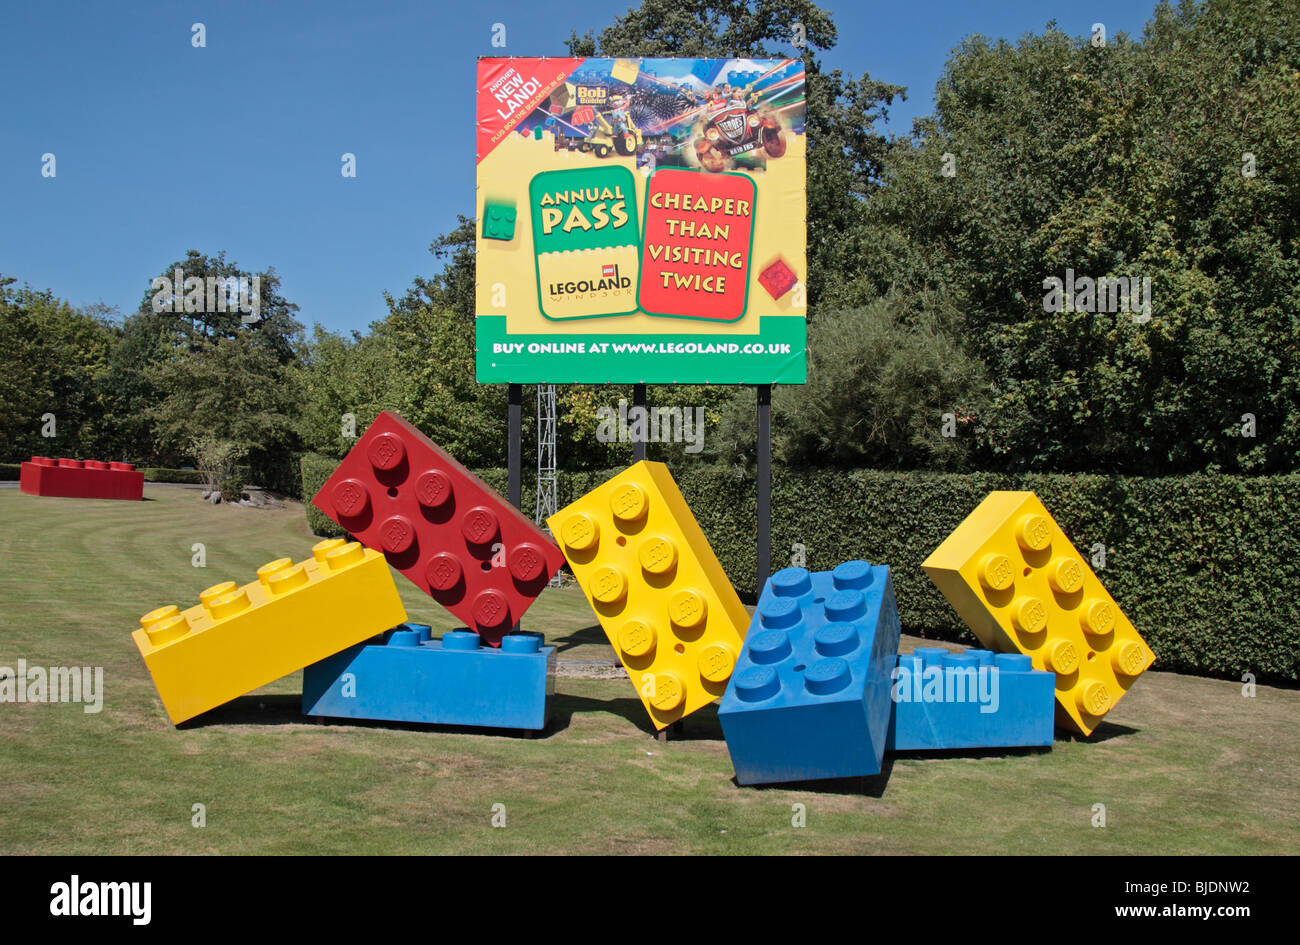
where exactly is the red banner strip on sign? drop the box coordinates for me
[476,57,587,164]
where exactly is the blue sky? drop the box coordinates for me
[1,0,1157,335]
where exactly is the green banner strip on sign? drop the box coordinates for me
[475,315,806,384]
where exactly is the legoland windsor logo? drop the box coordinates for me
[151,268,261,323]
[50,876,151,925]
[0,660,103,713]
[891,660,1000,713]
[547,262,633,297]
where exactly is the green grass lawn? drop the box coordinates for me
[1,484,1296,854]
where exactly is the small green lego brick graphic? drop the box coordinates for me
[483,200,517,241]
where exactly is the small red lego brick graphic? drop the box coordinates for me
[312,412,565,645]
[19,456,143,500]
[757,258,798,301]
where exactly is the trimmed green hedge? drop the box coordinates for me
[1,463,205,484]
[299,457,1296,683]
[674,468,1298,684]
[139,468,205,484]
[301,453,347,538]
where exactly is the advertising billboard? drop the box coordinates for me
[475,57,807,384]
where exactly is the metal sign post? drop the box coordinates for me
[757,384,771,599]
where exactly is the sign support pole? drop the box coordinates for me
[508,384,522,509]
[757,384,771,599]
[632,384,647,462]
[508,383,523,636]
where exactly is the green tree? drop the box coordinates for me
[296,322,405,458]
[710,292,988,468]
[567,0,905,311]
[0,277,117,461]
[864,0,1300,473]
[140,251,305,488]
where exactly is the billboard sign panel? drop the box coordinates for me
[475,57,807,384]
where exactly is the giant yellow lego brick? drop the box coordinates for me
[922,492,1154,736]
[132,539,407,725]
[548,462,749,729]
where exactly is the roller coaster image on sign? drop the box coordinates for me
[475,56,807,384]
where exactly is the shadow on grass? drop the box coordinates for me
[1060,719,1141,743]
[182,693,563,739]
[550,691,728,742]
[887,745,1053,761]
[550,623,610,654]
[732,756,895,798]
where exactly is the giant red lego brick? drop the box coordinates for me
[19,457,144,500]
[311,411,564,645]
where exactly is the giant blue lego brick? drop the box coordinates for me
[886,646,1056,751]
[690,59,727,85]
[301,623,555,731]
[718,561,901,786]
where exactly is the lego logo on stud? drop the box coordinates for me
[1044,638,1079,674]
[332,478,370,518]
[649,672,685,711]
[1011,596,1048,634]
[638,536,678,574]
[1017,514,1052,552]
[824,590,866,623]
[508,543,546,581]
[200,582,237,608]
[415,469,452,508]
[379,515,414,554]
[461,506,499,544]
[814,621,860,657]
[758,596,801,630]
[561,513,598,550]
[426,552,463,590]
[1077,679,1112,716]
[145,613,191,646]
[609,482,647,522]
[771,566,812,598]
[1081,599,1115,635]
[366,432,406,470]
[734,665,781,702]
[668,590,707,629]
[311,538,346,562]
[207,588,251,620]
[618,620,656,657]
[472,589,510,627]
[324,541,366,570]
[697,643,735,682]
[979,554,1014,592]
[749,629,793,664]
[831,560,873,590]
[257,558,293,585]
[267,564,310,595]
[805,657,852,696]
[591,565,628,604]
[140,605,179,630]
[1112,640,1147,676]
[1048,558,1084,594]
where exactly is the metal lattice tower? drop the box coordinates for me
[536,385,560,585]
